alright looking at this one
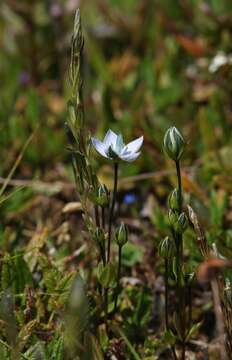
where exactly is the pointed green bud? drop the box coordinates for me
[168,188,180,211]
[89,184,109,206]
[168,209,178,228]
[158,236,175,259]
[175,212,188,234]
[163,127,185,161]
[115,223,128,247]
[96,184,109,206]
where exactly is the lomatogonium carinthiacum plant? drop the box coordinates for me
[92,130,143,314]
[163,126,192,360]
[65,9,113,333]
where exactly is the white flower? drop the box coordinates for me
[91,129,143,162]
[208,52,232,73]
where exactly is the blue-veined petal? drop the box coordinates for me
[115,134,125,153]
[103,129,118,148]
[119,151,141,162]
[91,138,109,158]
[123,136,143,154]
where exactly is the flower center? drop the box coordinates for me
[108,145,118,159]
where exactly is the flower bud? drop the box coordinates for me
[115,223,128,247]
[163,127,185,161]
[168,188,180,211]
[175,212,188,234]
[96,184,109,206]
[168,209,178,228]
[158,236,175,259]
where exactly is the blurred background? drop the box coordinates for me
[1,0,232,254]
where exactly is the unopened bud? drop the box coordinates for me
[163,126,185,161]
[168,209,178,228]
[175,212,188,234]
[159,236,175,259]
[115,223,128,247]
[96,184,109,206]
[168,188,180,211]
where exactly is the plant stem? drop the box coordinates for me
[175,160,182,212]
[101,206,106,266]
[114,245,122,312]
[101,206,105,229]
[175,160,186,359]
[181,343,186,360]
[100,244,106,266]
[94,205,100,227]
[105,163,118,327]
[165,258,178,360]
[164,258,169,330]
[104,288,108,332]
[107,162,118,262]
[188,283,192,330]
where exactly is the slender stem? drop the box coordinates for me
[107,162,118,262]
[114,245,122,312]
[100,244,106,266]
[181,343,186,360]
[100,205,106,265]
[104,288,108,332]
[105,163,118,327]
[175,160,182,213]
[164,266,178,360]
[165,257,178,360]
[188,284,192,330]
[164,258,169,330]
[101,206,105,229]
[94,205,105,264]
[175,160,186,359]
[94,205,100,227]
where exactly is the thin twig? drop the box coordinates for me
[107,163,118,262]
[0,130,36,198]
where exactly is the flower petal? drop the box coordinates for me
[103,129,118,148]
[113,134,124,154]
[119,151,141,162]
[91,138,109,158]
[123,136,143,154]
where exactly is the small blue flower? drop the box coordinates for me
[123,193,137,205]
[92,129,143,162]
